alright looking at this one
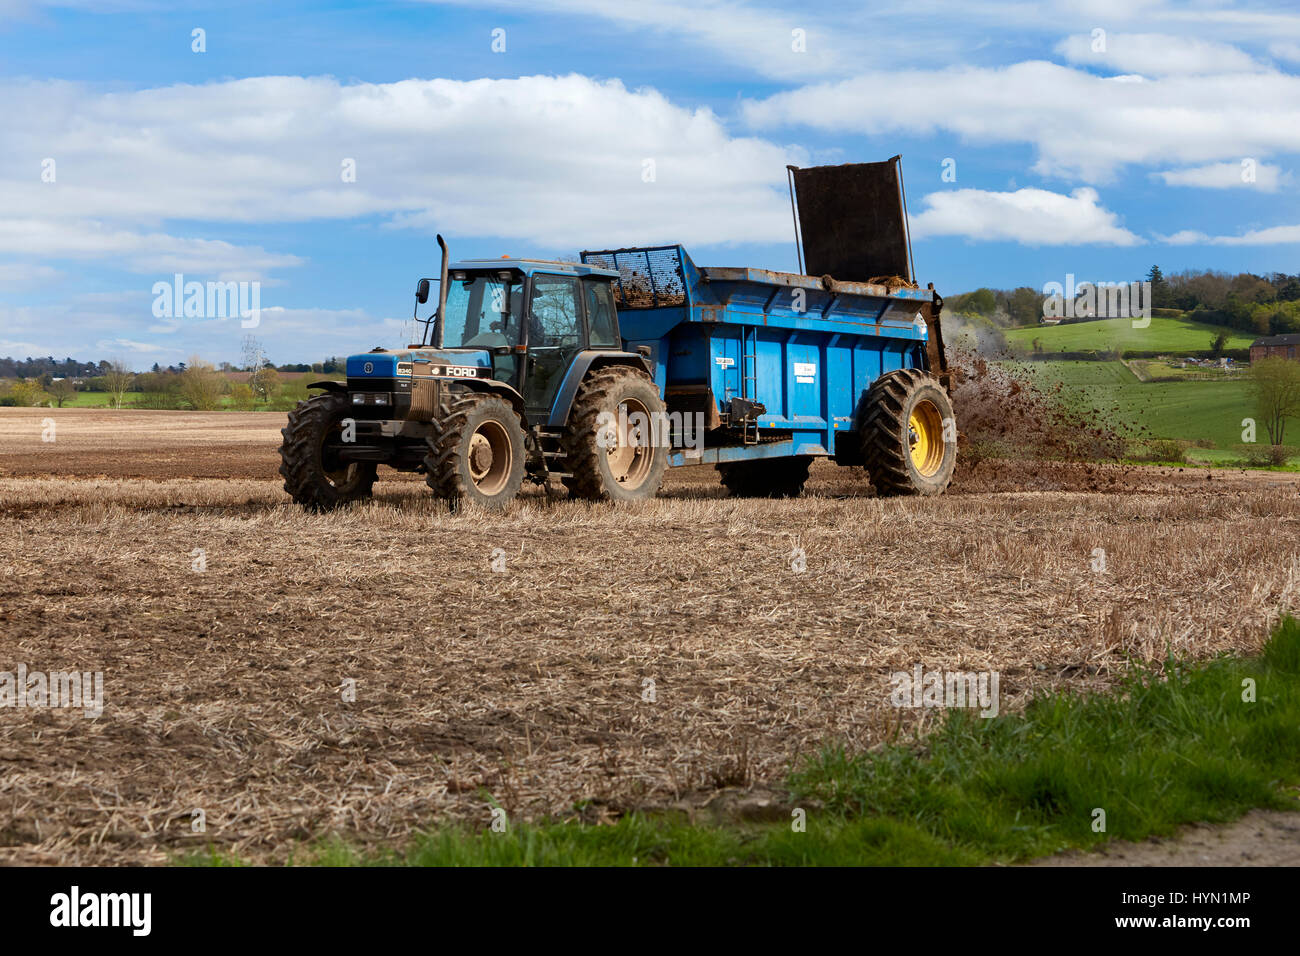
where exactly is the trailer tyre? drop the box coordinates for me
[717,456,813,498]
[561,366,668,502]
[279,392,378,511]
[860,368,956,496]
[425,391,526,511]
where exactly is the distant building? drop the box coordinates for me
[1249,333,1300,363]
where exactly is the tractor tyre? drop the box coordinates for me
[859,368,956,496]
[279,392,378,511]
[717,456,813,498]
[424,391,525,511]
[561,365,668,502]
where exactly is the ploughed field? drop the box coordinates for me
[1,407,1298,864]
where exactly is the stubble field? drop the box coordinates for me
[1,407,1298,864]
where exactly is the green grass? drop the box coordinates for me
[54,391,124,408]
[1011,360,1258,451]
[185,617,1300,866]
[1004,316,1256,355]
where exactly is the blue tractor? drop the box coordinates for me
[279,160,957,510]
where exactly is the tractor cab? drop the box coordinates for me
[408,255,625,420]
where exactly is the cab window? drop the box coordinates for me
[584,281,619,348]
[529,275,581,348]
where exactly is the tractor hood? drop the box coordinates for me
[346,348,494,380]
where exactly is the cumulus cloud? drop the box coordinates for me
[908,187,1143,246]
[0,74,803,259]
[742,61,1300,182]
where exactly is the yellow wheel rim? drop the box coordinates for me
[908,400,944,477]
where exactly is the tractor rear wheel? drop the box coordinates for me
[279,392,378,511]
[561,365,667,502]
[859,368,956,496]
[425,391,526,511]
[717,456,813,498]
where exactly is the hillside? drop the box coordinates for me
[1011,360,1255,451]
[1003,316,1256,355]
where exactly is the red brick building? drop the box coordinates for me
[1249,333,1300,363]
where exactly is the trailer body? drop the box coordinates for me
[579,244,943,467]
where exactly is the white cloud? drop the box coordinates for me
[0,262,59,286]
[908,187,1143,246]
[1160,225,1300,245]
[0,219,304,276]
[742,61,1300,182]
[0,74,803,254]
[1057,32,1265,75]
[1271,41,1300,63]
[422,2,1300,81]
[423,0,846,80]
[1155,161,1287,190]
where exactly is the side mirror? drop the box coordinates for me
[416,278,431,304]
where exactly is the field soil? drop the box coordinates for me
[1,407,1298,865]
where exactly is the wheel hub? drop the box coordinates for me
[469,432,496,480]
[606,400,653,487]
[907,399,945,477]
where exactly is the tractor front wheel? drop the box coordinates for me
[279,392,378,511]
[424,391,526,511]
[562,366,668,502]
[859,368,956,496]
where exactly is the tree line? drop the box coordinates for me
[950,268,1300,337]
[0,355,350,409]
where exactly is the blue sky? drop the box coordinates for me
[1,0,1298,367]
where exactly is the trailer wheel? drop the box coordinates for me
[425,391,526,511]
[859,368,956,496]
[279,392,378,511]
[561,365,668,502]
[717,456,812,498]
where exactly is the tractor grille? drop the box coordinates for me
[580,245,687,310]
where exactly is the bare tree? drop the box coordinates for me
[103,359,134,409]
[1250,357,1300,451]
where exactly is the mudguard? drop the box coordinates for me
[308,380,346,394]
[546,351,652,427]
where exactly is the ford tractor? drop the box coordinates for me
[278,159,958,510]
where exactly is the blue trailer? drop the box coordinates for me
[579,243,952,487]
[278,163,956,510]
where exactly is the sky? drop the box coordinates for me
[0,0,1298,368]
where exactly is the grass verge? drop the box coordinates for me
[186,617,1300,866]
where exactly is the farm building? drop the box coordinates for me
[1250,332,1300,363]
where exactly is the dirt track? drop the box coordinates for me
[1,408,1298,864]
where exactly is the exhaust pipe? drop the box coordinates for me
[435,234,450,347]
